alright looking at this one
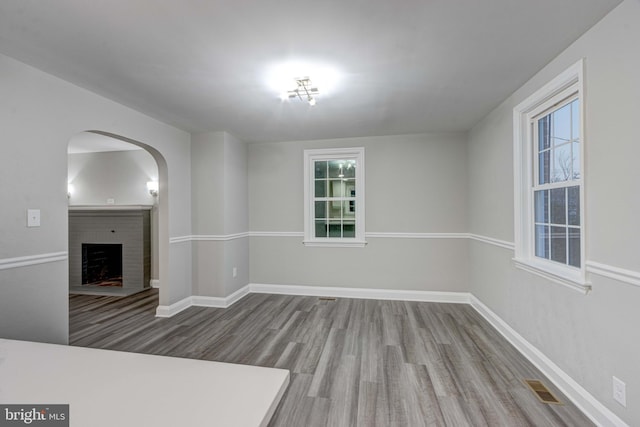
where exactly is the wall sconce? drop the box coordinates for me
[67,183,74,198]
[147,181,158,197]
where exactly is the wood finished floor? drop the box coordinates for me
[69,289,593,427]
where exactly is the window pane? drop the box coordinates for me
[535,225,549,259]
[552,143,572,182]
[568,228,581,267]
[550,188,566,225]
[572,141,581,180]
[534,190,548,223]
[343,221,355,238]
[344,181,356,197]
[315,161,327,179]
[552,103,571,141]
[344,200,355,219]
[538,116,551,151]
[328,201,342,219]
[328,180,344,197]
[328,222,342,237]
[343,161,356,178]
[539,151,550,185]
[571,99,580,140]
[567,186,580,226]
[315,220,327,238]
[315,180,326,198]
[328,160,347,178]
[550,226,567,264]
[314,201,326,219]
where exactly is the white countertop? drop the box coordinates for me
[0,339,289,427]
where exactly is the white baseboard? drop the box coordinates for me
[155,296,192,318]
[156,285,252,316]
[249,283,470,304]
[469,295,628,427]
[192,285,251,308]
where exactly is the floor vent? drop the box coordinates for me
[524,379,563,405]
[318,297,337,301]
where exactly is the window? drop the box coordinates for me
[303,147,365,247]
[513,60,588,292]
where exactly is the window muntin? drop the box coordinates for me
[304,148,365,246]
[532,97,582,269]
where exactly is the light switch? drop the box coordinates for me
[27,209,41,227]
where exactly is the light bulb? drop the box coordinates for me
[308,97,316,106]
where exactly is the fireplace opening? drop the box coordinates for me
[82,243,123,287]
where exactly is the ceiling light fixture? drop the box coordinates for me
[285,77,319,106]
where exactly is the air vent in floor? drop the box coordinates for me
[524,379,563,405]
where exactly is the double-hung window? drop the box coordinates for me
[513,60,588,292]
[303,147,366,247]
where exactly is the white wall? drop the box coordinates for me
[249,133,469,291]
[468,1,640,425]
[191,131,249,298]
[0,52,192,344]
[68,149,158,206]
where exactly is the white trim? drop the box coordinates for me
[156,285,252,317]
[155,296,192,318]
[513,58,586,286]
[192,285,251,308]
[190,233,250,242]
[0,251,68,271]
[170,233,250,244]
[513,258,591,294]
[169,236,192,244]
[586,261,640,288]
[68,205,153,211]
[303,147,366,246]
[467,234,515,250]
[249,283,471,304]
[248,231,516,251]
[366,232,468,240]
[150,279,160,289]
[250,231,304,238]
[301,240,367,248]
[470,295,629,427]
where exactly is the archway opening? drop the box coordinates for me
[66,131,169,310]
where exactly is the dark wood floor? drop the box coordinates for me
[69,289,593,427]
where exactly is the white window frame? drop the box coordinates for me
[513,59,589,293]
[303,147,366,247]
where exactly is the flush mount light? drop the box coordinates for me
[284,77,319,106]
[267,61,341,106]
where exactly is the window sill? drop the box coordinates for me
[513,258,591,294]
[303,240,367,248]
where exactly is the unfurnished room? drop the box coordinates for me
[0,0,638,426]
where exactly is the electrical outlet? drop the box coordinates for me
[613,376,626,407]
[232,267,238,278]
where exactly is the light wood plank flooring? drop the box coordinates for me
[69,289,593,427]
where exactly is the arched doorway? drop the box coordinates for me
[67,131,169,311]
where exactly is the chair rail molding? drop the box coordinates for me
[0,251,68,271]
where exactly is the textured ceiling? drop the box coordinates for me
[0,0,622,143]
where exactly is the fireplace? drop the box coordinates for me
[69,208,150,295]
[82,243,123,287]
